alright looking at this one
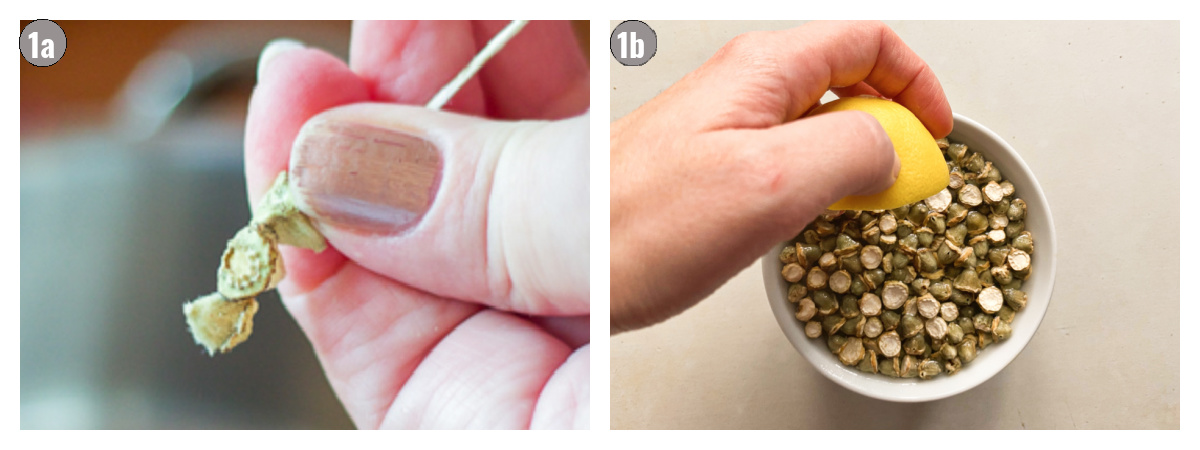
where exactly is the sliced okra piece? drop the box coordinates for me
[911,277,932,295]
[860,245,884,270]
[818,252,838,271]
[929,280,952,301]
[804,321,823,338]
[779,245,799,265]
[958,184,983,207]
[798,243,823,266]
[977,331,994,350]
[1003,288,1028,311]
[998,305,1016,323]
[899,313,925,339]
[813,289,840,315]
[807,266,829,290]
[829,270,853,294]
[864,268,886,290]
[839,337,866,366]
[253,171,328,253]
[948,286,971,306]
[787,283,807,303]
[940,302,959,322]
[1005,220,1025,238]
[217,224,285,300]
[900,355,921,378]
[841,315,865,337]
[1007,198,1027,221]
[880,357,900,377]
[982,181,1005,204]
[827,333,849,354]
[916,248,938,273]
[879,331,903,358]
[992,319,1013,341]
[916,294,940,319]
[918,359,943,380]
[862,226,881,245]
[822,313,846,336]
[880,310,901,331]
[952,266,982,294]
[945,322,965,344]
[881,281,909,310]
[944,357,962,375]
[819,236,836,253]
[1007,249,1031,272]
[925,316,948,340]
[973,313,994,334]
[1012,231,1035,254]
[834,233,862,257]
[989,213,1009,231]
[986,229,1006,246]
[795,298,817,322]
[958,339,978,363]
[946,223,969,247]
[990,265,1013,286]
[957,317,976,335]
[183,292,260,356]
[896,220,914,239]
[907,203,930,225]
[802,229,820,245]
[856,349,879,374]
[859,293,883,317]
[849,275,866,296]
[965,211,989,235]
[937,339,959,360]
[863,316,884,338]
[781,263,806,283]
[945,203,969,227]
[925,188,952,213]
[936,137,949,149]
[948,143,969,164]
[839,294,861,319]
[814,218,836,237]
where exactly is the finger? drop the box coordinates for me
[244,40,370,287]
[530,345,589,429]
[611,111,896,333]
[832,81,883,99]
[349,20,486,115]
[287,103,589,315]
[684,20,952,138]
[471,20,590,120]
[378,310,573,429]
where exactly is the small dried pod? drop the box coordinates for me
[814,218,837,236]
[856,349,879,374]
[804,321,823,338]
[945,223,969,247]
[992,319,1013,341]
[900,314,925,339]
[1012,231,1035,254]
[901,355,921,378]
[918,359,943,380]
[916,248,939,273]
[911,277,932,295]
[936,137,950,149]
[958,339,978,363]
[982,181,1006,204]
[849,274,866,296]
[944,357,962,375]
[991,266,1014,286]
[958,184,983,207]
[907,203,930,226]
[798,243,823,266]
[217,224,285,300]
[948,143,970,164]
[978,331,994,350]
[940,302,959,322]
[880,310,902,331]
[1003,288,1029,312]
[827,334,849,354]
[878,212,899,235]
[862,226,881,245]
[787,284,808,303]
[829,270,853,294]
[999,180,1015,197]
[835,233,862,257]
[937,340,959,361]
[841,315,864,337]
[898,233,920,255]
[839,337,866,366]
[952,266,982,294]
[881,281,909,310]
[859,293,883,317]
[945,322,965,345]
[998,305,1016,323]
[813,290,840,315]
[807,266,829,290]
[1007,198,1027,221]
[1007,249,1032,272]
[916,294,940,319]
[925,188,953,213]
[879,331,903,358]
[864,316,884,338]
[839,294,861,318]
[879,233,897,246]
[818,252,838,271]
[795,298,817,321]
[987,247,1011,267]
[948,170,965,190]
[779,245,799,264]
[823,314,847,336]
[945,203,969,227]
[986,229,1006,246]
[1005,220,1025,239]
[989,213,1009,231]
[965,211,989,235]
[253,171,328,253]
[925,316,948,340]
[880,357,900,377]
[860,245,883,270]
[973,313,994,333]
[864,268,886,291]
[957,316,976,335]
[802,229,821,245]
[183,292,260,356]
[781,263,806,283]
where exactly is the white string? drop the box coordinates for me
[425,20,530,111]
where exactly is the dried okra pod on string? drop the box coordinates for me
[183,171,327,355]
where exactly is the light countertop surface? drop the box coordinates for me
[609,20,1179,429]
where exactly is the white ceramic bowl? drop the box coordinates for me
[763,113,1057,402]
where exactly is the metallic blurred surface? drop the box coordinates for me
[21,21,356,429]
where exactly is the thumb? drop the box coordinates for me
[287,103,589,315]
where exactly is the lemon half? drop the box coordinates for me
[807,96,949,211]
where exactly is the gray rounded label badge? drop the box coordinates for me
[21,20,67,67]
[611,20,656,66]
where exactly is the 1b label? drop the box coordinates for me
[611,21,656,66]
[21,20,67,67]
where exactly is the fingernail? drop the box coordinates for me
[290,118,443,234]
[891,151,902,182]
[257,38,305,82]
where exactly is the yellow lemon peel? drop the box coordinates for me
[808,96,949,211]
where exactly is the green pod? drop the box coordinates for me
[998,305,1016,323]
[880,310,902,331]
[835,233,862,256]
[972,240,989,259]
[948,287,970,306]
[992,320,1013,341]
[916,248,938,274]
[973,313,993,333]
[892,251,911,269]
[936,242,957,265]
[827,334,848,353]
[898,233,920,255]
[849,275,866,296]
[1013,231,1035,254]
[798,243,823,266]
[991,198,1011,217]
[840,254,864,274]
[879,357,900,377]
[918,359,943,380]
[903,334,928,356]
[945,322,965,344]
[820,236,837,253]
[916,228,935,249]
[958,339,978,363]
[779,245,798,264]
[965,211,989,235]
[840,295,861,319]
[957,317,976,335]
[891,205,911,220]
[946,203,969,227]
[953,268,982,294]
[979,268,995,288]
[929,214,947,234]
[908,203,930,225]
[900,314,925,338]
[946,223,969,247]
[965,152,985,173]
[1003,288,1028,311]
[802,229,821,245]
[841,315,864,336]
[814,219,836,236]
[978,331,994,350]
[900,355,920,378]
[865,268,887,290]
[813,289,839,315]
[987,247,1010,267]
[856,350,879,374]
[1005,220,1025,238]
[787,284,807,303]
[896,221,914,239]
[929,281,952,301]
[1007,198,1027,221]
[948,143,969,164]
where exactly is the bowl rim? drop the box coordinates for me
[762,112,1057,402]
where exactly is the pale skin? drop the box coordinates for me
[611,21,953,333]
[244,20,589,429]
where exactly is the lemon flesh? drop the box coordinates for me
[807,96,949,211]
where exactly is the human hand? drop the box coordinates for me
[610,21,952,333]
[244,20,589,429]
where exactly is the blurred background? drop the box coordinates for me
[21,20,589,429]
